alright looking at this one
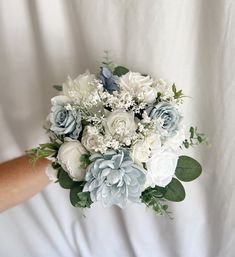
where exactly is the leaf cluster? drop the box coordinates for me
[26,141,60,166]
[141,155,202,217]
[172,83,184,100]
[183,126,208,148]
[57,167,92,209]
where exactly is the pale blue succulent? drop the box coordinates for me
[83,149,146,208]
[50,104,82,139]
[147,102,182,138]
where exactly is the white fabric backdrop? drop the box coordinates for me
[0,0,235,256]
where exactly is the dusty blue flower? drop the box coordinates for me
[100,67,119,94]
[83,149,146,208]
[147,102,182,138]
[50,96,82,139]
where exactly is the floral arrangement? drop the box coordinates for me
[27,55,207,216]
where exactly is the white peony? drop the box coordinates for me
[45,164,58,182]
[145,150,179,187]
[81,126,101,152]
[57,141,87,181]
[62,71,97,102]
[105,110,137,141]
[119,72,156,103]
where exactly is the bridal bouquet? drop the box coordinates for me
[27,57,207,216]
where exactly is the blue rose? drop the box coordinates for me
[49,96,82,139]
[83,149,146,208]
[100,67,119,94]
[147,102,182,138]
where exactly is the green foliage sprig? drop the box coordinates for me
[26,141,60,166]
[183,126,208,148]
[141,155,202,217]
[172,83,184,100]
[141,186,172,218]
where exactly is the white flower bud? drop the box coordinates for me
[57,141,87,181]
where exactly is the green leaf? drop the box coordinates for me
[113,66,129,77]
[70,184,92,208]
[58,168,75,189]
[53,85,63,91]
[197,136,202,143]
[189,126,194,139]
[80,154,92,169]
[164,178,185,202]
[172,83,177,94]
[183,140,189,149]
[175,156,202,182]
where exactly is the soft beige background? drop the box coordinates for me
[0,0,235,256]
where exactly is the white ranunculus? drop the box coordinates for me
[138,85,157,104]
[62,71,96,102]
[145,133,161,150]
[45,164,58,182]
[145,150,179,188]
[154,79,174,99]
[105,110,137,140]
[132,141,151,164]
[132,133,161,164]
[81,126,101,152]
[57,141,87,181]
[119,72,156,103]
[163,127,186,150]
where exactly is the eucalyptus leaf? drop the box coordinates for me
[113,66,129,77]
[164,178,185,202]
[175,156,202,182]
[58,168,75,189]
[53,85,63,91]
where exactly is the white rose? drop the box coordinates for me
[119,72,156,103]
[62,71,96,102]
[81,126,100,152]
[145,150,178,187]
[45,164,58,182]
[105,110,137,140]
[57,141,87,181]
